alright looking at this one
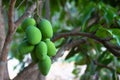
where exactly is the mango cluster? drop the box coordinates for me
[17,17,56,75]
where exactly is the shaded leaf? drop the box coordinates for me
[80,2,96,31]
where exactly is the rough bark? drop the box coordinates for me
[0,0,5,56]
[4,64,9,80]
[0,0,9,80]
[13,63,45,80]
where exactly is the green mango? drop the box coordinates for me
[30,49,39,63]
[45,39,56,56]
[38,55,51,75]
[25,26,42,45]
[18,40,34,55]
[38,19,53,39]
[21,18,36,30]
[35,41,47,60]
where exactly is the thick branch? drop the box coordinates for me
[8,0,16,32]
[52,32,120,57]
[0,0,16,61]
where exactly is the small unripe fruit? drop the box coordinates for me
[38,19,53,39]
[45,39,56,56]
[25,26,42,45]
[35,41,47,60]
[18,40,34,55]
[38,55,51,75]
[21,18,36,30]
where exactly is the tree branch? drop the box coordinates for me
[52,32,120,57]
[14,2,36,29]
[93,60,120,74]
[52,38,87,61]
[45,0,50,20]
[8,0,16,32]
[1,0,16,62]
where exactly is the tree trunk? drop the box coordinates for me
[0,0,9,80]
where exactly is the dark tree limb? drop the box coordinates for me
[1,0,16,61]
[52,32,120,57]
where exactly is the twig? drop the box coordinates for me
[16,0,25,10]
[93,60,114,71]
[45,0,50,20]
[36,0,43,18]
[93,60,120,74]
[15,2,36,29]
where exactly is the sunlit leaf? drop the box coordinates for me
[108,29,120,46]
[96,26,111,38]
[80,2,96,31]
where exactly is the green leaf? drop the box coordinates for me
[66,53,79,62]
[89,24,99,32]
[72,67,79,77]
[108,29,120,46]
[97,51,113,70]
[80,72,91,80]
[98,2,117,25]
[80,2,96,31]
[99,68,113,80]
[96,26,111,38]
[104,9,116,24]
[75,53,87,65]
[112,70,118,80]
